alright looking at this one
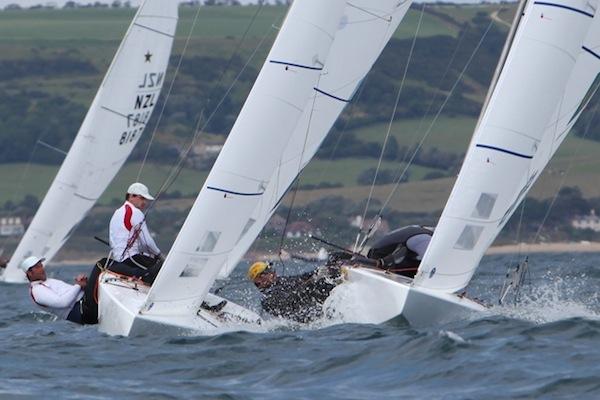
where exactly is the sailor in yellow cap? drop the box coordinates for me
[248,261,276,289]
[248,260,341,323]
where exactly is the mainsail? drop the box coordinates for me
[142,0,347,315]
[3,0,178,282]
[218,0,413,278]
[414,0,599,292]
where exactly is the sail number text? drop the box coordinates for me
[118,72,164,146]
[119,110,151,146]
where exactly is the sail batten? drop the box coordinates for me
[2,0,178,283]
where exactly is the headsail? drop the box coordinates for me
[3,0,178,282]
[142,0,347,315]
[218,0,414,278]
[414,0,599,292]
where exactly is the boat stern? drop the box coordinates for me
[324,266,487,327]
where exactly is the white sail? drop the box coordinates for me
[218,0,413,278]
[537,14,600,160]
[141,0,347,316]
[414,0,598,292]
[3,0,178,283]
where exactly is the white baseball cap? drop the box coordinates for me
[127,182,155,200]
[19,256,45,271]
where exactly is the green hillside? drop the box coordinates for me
[2,3,600,257]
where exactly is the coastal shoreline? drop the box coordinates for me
[48,241,600,267]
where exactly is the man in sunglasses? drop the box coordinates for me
[109,182,162,284]
[21,256,87,324]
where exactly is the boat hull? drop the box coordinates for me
[323,266,487,327]
[97,272,264,337]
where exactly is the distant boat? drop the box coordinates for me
[97,0,363,336]
[1,0,178,283]
[325,0,600,326]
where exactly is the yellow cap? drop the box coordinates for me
[248,261,269,281]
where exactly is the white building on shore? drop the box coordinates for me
[572,210,600,232]
[0,217,24,237]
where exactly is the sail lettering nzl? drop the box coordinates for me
[135,93,156,110]
[134,72,164,110]
[138,72,164,89]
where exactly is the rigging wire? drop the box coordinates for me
[357,4,426,245]
[7,124,54,213]
[141,11,277,218]
[276,177,301,275]
[358,18,496,250]
[272,3,408,262]
[296,3,403,205]
[408,25,470,152]
[275,72,325,272]
[137,2,266,180]
[512,197,528,263]
[531,102,600,245]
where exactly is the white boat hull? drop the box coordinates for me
[97,272,264,337]
[324,267,488,327]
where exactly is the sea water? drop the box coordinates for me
[1,252,599,399]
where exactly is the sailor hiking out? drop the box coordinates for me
[248,261,341,323]
[109,182,162,283]
[367,225,433,278]
[22,256,88,324]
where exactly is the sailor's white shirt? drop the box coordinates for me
[109,201,160,262]
[29,279,83,320]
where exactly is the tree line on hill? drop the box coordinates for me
[3,8,600,168]
[3,185,599,255]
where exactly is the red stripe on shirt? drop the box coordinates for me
[124,204,133,231]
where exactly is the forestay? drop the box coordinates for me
[142,0,346,315]
[218,0,414,278]
[414,0,598,292]
[3,0,178,283]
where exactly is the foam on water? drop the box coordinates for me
[495,269,600,324]
[439,330,467,344]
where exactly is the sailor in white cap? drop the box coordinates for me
[21,256,87,324]
[109,182,162,281]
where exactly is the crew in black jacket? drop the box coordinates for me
[248,261,340,323]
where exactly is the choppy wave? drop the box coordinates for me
[1,254,600,399]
